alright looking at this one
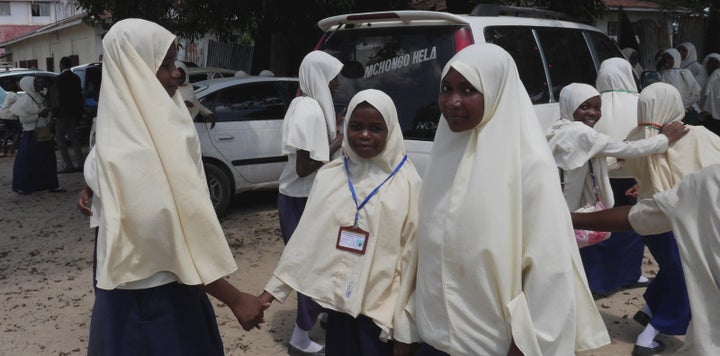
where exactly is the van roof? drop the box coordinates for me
[318,10,601,32]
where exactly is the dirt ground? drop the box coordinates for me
[0,153,686,355]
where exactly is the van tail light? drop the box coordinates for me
[453,27,474,53]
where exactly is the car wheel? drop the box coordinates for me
[204,162,232,216]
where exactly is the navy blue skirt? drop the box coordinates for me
[642,231,691,335]
[88,283,224,356]
[580,178,644,295]
[325,311,392,356]
[12,130,59,192]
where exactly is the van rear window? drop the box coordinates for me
[322,26,458,140]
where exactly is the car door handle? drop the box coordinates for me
[216,135,234,141]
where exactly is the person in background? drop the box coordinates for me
[234,70,250,77]
[259,69,275,77]
[260,89,422,356]
[413,43,609,356]
[54,56,85,173]
[701,53,720,135]
[276,50,345,354]
[0,79,21,156]
[75,18,267,355]
[547,80,686,297]
[658,48,702,125]
[621,82,720,355]
[622,47,644,78]
[176,61,216,128]
[678,42,707,89]
[10,76,65,195]
[572,163,720,355]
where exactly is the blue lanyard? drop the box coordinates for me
[344,155,407,228]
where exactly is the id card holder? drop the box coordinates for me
[336,226,369,255]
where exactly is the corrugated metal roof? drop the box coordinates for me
[0,12,86,47]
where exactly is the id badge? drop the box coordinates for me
[336,226,369,255]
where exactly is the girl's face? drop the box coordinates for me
[707,58,720,74]
[660,53,674,70]
[156,44,180,97]
[346,103,388,159]
[678,45,689,60]
[329,75,340,95]
[33,77,44,92]
[438,68,485,132]
[573,95,602,128]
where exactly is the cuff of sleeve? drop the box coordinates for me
[264,275,293,303]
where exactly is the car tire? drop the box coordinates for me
[204,162,232,216]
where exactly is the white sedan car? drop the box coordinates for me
[193,76,299,215]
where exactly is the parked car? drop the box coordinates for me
[316,4,625,173]
[193,76,299,215]
[186,67,238,83]
[0,69,57,104]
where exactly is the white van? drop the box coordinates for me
[316,5,624,172]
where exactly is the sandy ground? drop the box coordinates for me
[0,152,686,355]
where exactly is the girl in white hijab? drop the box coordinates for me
[622,82,720,354]
[276,49,344,353]
[76,18,266,355]
[701,53,720,134]
[659,48,702,118]
[10,76,64,194]
[547,83,683,213]
[622,47,644,77]
[573,163,720,355]
[678,42,707,89]
[414,43,609,355]
[261,89,421,355]
[176,60,215,127]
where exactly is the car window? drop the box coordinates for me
[535,28,597,100]
[322,26,457,141]
[204,82,289,122]
[485,26,549,104]
[587,31,624,67]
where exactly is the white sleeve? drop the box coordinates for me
[600,135,668,159]
[628,197,673,235]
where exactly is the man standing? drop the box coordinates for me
[54,56,84,172]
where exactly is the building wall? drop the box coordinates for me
[6,24,100,70]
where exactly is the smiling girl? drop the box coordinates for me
[260,89,422,356]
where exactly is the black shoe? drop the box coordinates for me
[633,310,651,327]
[632,340,665,355]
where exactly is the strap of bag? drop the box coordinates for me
[559,161,601,202]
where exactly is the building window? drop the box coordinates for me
[0,3,11,16]
[31,3,51,17]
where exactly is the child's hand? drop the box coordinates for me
[77,186,93,216]
[229,292,268,330]
[258,291,274,306]
[625,184,640,198]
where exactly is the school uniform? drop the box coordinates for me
[276,51,344,333]
[660,48,702,124]
[10,77,59,193]
[266,89,422,355]
[629,165,720,355]
[624,82,720,338]
[414,44,609,355]
[85,19,237,354]
[679,42,708,89]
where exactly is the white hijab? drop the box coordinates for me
[270,89,421,342]
[621,48,643,77]
[680,42,708,89]
[175,60,200,118]
[92,18,236,289]
[548,83,613,210]
[10,76,45,124]
[415,44,608,355]
[661,48,701,108]
[626,82,720,198]
[703,53,720,118]
[594,58,640,141]
[298,50,343,140]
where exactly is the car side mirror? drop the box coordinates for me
[341,61,365,79]
[640,70,661,90]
